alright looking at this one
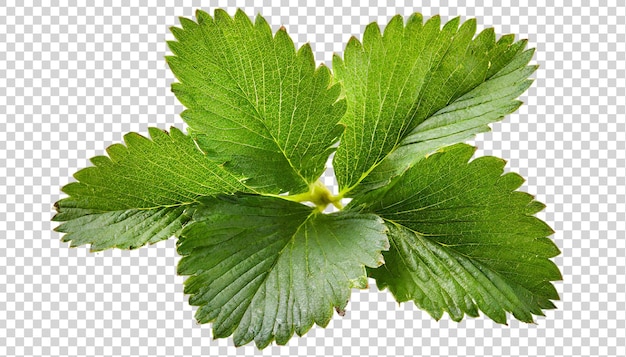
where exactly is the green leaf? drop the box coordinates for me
[350,144,561,323]
[332,14,536,195]
[53,127,251,251]
[53,9,558,346]
[177,195,388,348]
[166,9,346,195]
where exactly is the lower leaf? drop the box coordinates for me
[371,222,558,323]
[54,206,191,252]
[352,143,561,324]
[176,195,389,348]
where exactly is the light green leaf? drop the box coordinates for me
[53,127,251,251]
[332,14,536,195]
[166,9,346,195]
[350,144,561,323]
[362,38,536,191]
[177,195,388,348]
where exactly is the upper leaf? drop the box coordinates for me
[53,127,251,251]
[177,195,388,348]
[350,144,561,324]
[332,14,536,195]
[166,9,346,195]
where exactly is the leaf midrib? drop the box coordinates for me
[338,24,521,197]
[219,23,312,190]
[224,210,316,337]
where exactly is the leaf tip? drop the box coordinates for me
[346,35,363,52]
[195,9,211,23]
[276,25,288,36]
[178,16,197,30]
[497,33,516,45]
[335,306,346,317]
[122,131,149,149]
[386,14,405,29]
[234,7,247,18]
[297,42,315,67]
[363,21,382,44]
[213,8,231,20]
[168,24,180,33]
[448,15,462,27]
[234,8,254,28]
[253,12,270,30]
[88,245,104,254]
[376,255,386,267]
[407,12,423,23]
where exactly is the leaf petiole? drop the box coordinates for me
[272,180,343,211]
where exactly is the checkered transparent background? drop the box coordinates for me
[1,1,625,356]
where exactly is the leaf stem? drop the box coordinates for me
[272,180,343,212]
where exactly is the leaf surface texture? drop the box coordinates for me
[167,9,345,194]
[53,127,249,251]
[351,144,560,323]
[333,14,536,194]
[177,195,388,347]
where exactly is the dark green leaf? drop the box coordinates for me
[177,195,388,348]
[351,144,560,323]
